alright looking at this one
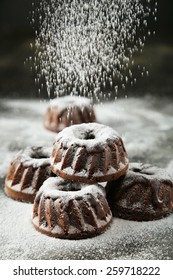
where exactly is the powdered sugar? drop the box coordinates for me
[37,177,105,200]
[49,95,92,112]
[18,146,51,168]
[129,162,173,182]
[32,0,157,100]
[54,122,120,150]
[5,180,34,194]
[0,183,173,259]
[1,98,173,259]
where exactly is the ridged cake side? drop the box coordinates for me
[5,147,52,203]
[44,97,96,133]
[51,137,128,183]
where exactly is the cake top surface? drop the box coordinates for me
[49,95,92,111]
[54,122,122,151]
[17,146,51,168]
[128,162,173,182]
[37,176,105,200]
[106,162,173,209]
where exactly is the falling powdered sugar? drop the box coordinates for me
[31,0,157,101]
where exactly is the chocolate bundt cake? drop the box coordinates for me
[44,95,96,132]
[51,123,129,184]
[106,162,173,221]
[5,146,53,203]
[32,177,112,239]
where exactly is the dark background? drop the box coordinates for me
[0,0,173,99]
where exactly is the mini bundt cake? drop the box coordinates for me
[32,177,112,239]
[106,162,173,221]
[5,146,53,203]
[44,95,96,132]
[51,123,129,184]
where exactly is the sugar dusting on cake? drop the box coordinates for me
[37,177,106,201]
[129,162,173,182]
[18,146,51,168]
[49,96,92,111]
[54,123,121,151]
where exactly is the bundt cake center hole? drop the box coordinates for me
[30,151,48,159]
[58,182,81,192]
[132,168,142,173]
[132,167,154,176]
[84,131,95,140]
[31,154,48,159]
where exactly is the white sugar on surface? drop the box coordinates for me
[0,100,56,178]
[32,0,157,101]
[0,187,173,260]
[166,160,173,180]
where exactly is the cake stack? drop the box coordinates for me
[4,96,173,239]
[32,122,129,239]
